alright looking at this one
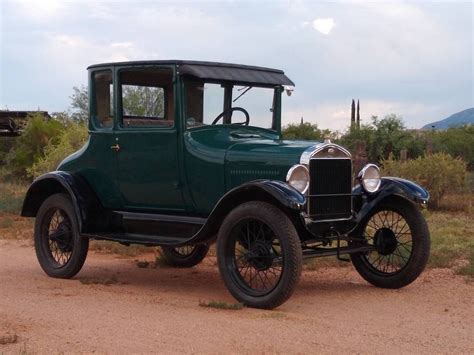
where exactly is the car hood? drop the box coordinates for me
[225,138,318,189]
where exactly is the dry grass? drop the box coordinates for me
[0,212,33,240]
[426,211,474,276]
[199,300,244,310]
[262,311,287,319]
[78,276,119,286]
[0,182,27,213]
[436,192,473,214]
[135,260,151,268]
[0,333,18,345]
[89,240,151,257]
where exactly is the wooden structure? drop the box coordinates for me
[0,110,50,137]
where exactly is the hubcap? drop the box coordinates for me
[362,210,413,275]
[245,240,273,271]
[373,228,398,255]
[49,222,73,253]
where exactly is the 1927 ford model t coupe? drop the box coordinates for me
[22,60,430,309]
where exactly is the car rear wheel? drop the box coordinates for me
[350,197,430,288]
[161,244,209,268]
[217,201,302,309]
[34,193,89,279]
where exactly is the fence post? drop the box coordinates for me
[353,141,368,179]
[400,149,408,162]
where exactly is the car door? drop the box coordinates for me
[113,66,185,212]
[77,68,122,209]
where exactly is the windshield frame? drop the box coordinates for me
[182,77,282,134]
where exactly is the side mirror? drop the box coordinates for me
[284,85,294,97]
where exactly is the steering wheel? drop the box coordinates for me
[211,107,250,126]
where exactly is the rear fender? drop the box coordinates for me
[21,171,105,233]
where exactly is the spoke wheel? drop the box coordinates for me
[41,208,74,267]
[217,201,302,309]
[350,197,430,289]
[362,210,413,275]
[229,219,283,296]
[34,193,89,279]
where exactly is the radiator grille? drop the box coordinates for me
[308,159,352,219]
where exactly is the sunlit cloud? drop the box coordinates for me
[312,18,335,35]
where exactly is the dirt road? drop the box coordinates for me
[0,239,473,354]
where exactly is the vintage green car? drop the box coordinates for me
[22,60,430,309]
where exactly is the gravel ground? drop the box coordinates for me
[0,239,473,354]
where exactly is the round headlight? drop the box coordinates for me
[286,164,309,194]
[359,164,381,193]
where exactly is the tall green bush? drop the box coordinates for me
[339,114,425,163]
[282,121,334,141]
[3,113,64,180]
[381,153,467,208]
[28,122,88,178]
[430,125,474,170]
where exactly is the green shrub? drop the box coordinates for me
[3,113,64,180]
[28,122,88,178]
[431,125,474,170]
[282,121,333,141]
[339,114,426,163]
[381,153,467,208]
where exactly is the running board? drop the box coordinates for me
[82,211,208,247]
[84,232,191,247]
[302,245,374,259]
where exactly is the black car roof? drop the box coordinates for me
[87,60,295,86]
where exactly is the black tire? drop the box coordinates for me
[161,244,209,268]
[350,197,430,289]
[217,201,302,309]
[34,193,89,279]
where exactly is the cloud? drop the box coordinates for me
[0,1,470,125]
[11,0,64,21]
[312,18,335,35]
[48,34,144,65]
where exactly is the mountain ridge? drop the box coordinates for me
[422,107,474,129]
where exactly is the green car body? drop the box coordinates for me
[21,60,431,309]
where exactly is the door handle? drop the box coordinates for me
[110,144,120,152]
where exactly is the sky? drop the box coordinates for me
[0,0,472,131]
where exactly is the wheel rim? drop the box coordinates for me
[225,218,283,297]
[173,245,196,257]
[40,208,74,268]
[362,209,413,275]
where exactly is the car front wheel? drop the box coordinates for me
[217,201,303,309]
[34,193,89,279]
[350,197,430,288]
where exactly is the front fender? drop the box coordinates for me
[182,180,306,245]
[239,180,306,211]
[21,171,104,233]
[353,177,429,222]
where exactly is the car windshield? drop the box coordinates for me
[184,79,277,130]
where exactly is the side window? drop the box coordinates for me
[185,81,224,128]
[92,71,113,129]
[119,68,174,128]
